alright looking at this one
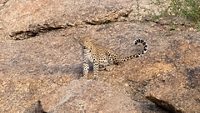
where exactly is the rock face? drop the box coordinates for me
[44,79,141,113]
[0,0,200,113]
[145,39,200,113]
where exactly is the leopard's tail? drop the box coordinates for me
[116,39,148,63]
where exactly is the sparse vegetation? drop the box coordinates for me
[169,0,200,29]
[161,0,200,30]
[170,0,200,22]
[151,0,200,30]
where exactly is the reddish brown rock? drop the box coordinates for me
[0,0,199,113]
[42,79,140,113]
[144,39,200,113]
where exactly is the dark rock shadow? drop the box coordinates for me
[24,100,47,113]
[24,64,83,78]
[146,96,183,113]
[185,67,200,89]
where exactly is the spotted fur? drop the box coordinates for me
[77,37,148,79]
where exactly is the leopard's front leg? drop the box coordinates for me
[92,56,99,80]
[83,51,90,77]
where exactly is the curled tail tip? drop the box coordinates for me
[134,39,147,45]
[134,38,148,55]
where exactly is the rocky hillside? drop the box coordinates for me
[0,0,199,113]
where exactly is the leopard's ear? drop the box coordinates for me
[81,36,91,42]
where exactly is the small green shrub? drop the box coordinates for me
[170,0,200,23]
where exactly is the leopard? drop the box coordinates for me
[75,36,148,79]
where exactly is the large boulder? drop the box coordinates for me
[0,0,199,113]
[145,39,200,113]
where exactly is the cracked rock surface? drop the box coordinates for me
[0,0,200,113]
